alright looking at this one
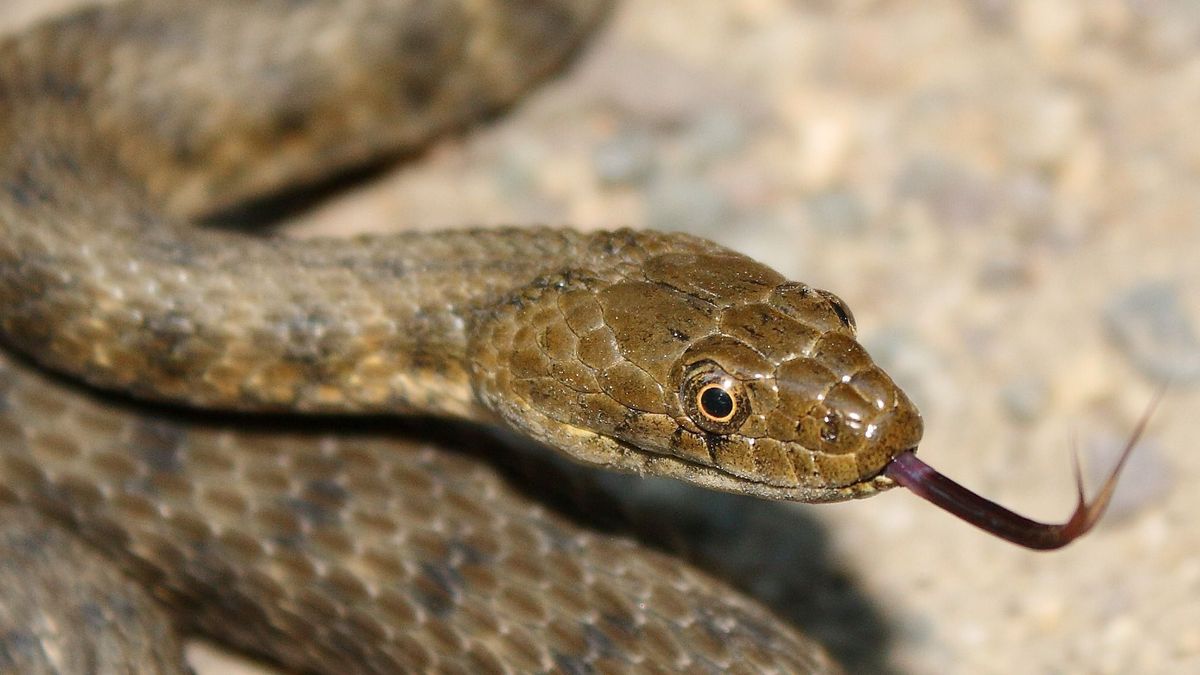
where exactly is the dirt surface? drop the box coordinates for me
[3,2,1197,674]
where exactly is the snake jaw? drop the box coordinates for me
[882,393,1160,550]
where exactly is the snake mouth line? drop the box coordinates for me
[883,393,1160,550]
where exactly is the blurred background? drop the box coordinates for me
[4,1,1197,673]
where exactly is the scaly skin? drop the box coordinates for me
[0,0,923,672]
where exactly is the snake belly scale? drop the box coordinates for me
[0,0,938,672]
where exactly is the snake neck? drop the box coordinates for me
[0,0,619,419]
[0,198,701,418]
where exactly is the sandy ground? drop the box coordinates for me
[4,2,1198,674]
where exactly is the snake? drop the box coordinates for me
[0,0,1144,672]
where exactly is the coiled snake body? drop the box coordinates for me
[0,1,1137,673]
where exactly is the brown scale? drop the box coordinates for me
[0,0,1148,672]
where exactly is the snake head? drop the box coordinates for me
[656,278,925,501]
[473,236,922,503]
[472,231,1148,548]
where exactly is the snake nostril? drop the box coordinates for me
[820,412,840,443]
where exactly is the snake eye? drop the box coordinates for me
[680,362,750,434]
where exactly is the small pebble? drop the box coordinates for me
[1005,90,1084,168]
[976,236,1033,289]
[1103,282,1200,384]
[592,128,656,186]
[646,175,732,235]
[894,156,996,230]
[495,144,544,197]
[1005,172,1054,236]
[968,0,1015,30]
[678,108,749,168]
[806,190,868,236]
[792,108,855,191]
[1017,0,1084,60]
[1135,3,1200,64]
[998,375,1050,423]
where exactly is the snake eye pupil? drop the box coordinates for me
[698,385,735,421]
[681,365,748,433]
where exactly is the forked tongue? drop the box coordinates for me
[882,395,1159,551]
